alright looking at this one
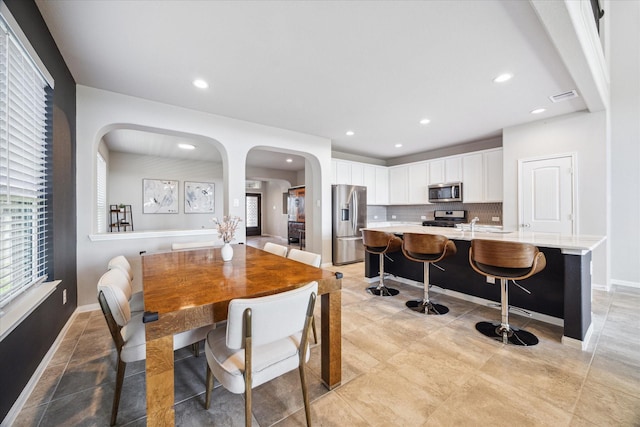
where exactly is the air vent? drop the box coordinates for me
[549,90,579,103]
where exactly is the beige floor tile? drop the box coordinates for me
[573,379,640,426]
[337,363,442,426]
[426,373,573,426]
[274,392,369,427]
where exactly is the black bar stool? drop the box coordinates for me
[469,239,546,346]
[362,230,402,296]
[401,233,456,315]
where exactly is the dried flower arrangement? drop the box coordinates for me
[213,216,242,243]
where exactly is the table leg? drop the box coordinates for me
[320,290,341,389]
[146,335,175,426]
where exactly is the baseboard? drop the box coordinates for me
[1,308,81,427]
[611,279,640,289]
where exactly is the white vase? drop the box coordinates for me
[221,243,233,262]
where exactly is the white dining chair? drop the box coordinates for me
[107,255,144,314]
[287,248,321,268]
[286,249,321,343]
[97,269,210,426]
[171,240,219,250]
[204,281,317,427]
[263,242,288,257]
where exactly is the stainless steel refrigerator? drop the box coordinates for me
[332,184,367,265]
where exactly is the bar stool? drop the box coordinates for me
[401,233,456,315]
[362,230,402,296]
[469,239,546,346]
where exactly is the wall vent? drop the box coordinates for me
[549,90,579,103]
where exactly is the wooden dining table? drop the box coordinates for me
[141,244,342,426]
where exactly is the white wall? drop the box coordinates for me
[503,111,607,287]
[608,0,640,287]
[108,152,224,231]
[76,85,332,306]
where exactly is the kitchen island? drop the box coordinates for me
[362,225,605,349]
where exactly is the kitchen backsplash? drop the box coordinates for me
[367,203,503,225]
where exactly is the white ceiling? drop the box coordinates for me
[36,0,586,167]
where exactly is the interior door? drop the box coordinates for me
[519,155,574,234]
[245,193,262,236]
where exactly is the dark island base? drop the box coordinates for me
[365,238,592,345]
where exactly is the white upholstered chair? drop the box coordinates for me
[287,248,321,268]
[107,255,144,314]
[263,242,288,257]
[286,249,321,343]
[97,269,210,426]
[204,281,318,427]
[171,240,219,251]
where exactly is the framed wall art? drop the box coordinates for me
[184,181,215,213]
[142,179,178,214]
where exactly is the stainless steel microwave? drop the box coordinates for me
[428,182,463,203]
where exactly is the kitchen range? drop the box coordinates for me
[422,210,467,228]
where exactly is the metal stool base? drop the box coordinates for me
[405,299,449,315]
[366,285,399,297]
[475,321,539,346]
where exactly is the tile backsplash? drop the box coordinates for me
[367,203,503,225]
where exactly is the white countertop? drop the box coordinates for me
[363,224,605,253]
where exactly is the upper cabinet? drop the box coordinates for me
[461,148,503,203]
[428,155,462,184]
[331,147,502,205]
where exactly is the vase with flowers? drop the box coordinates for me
[213,215,242,261]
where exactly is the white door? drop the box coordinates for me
[519,155,574,234]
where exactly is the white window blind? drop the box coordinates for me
[96,153,106,232]
[0,16,52,308]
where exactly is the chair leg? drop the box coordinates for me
[366,252,400,296]
[405,262,449,314]
[299,364,312,427]
[111,358,126,426]
[311,316,318,344]
[245,383,252,427]
[205,365,213,410]
[192,341,200,357]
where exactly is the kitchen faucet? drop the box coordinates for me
[470,217,480,231]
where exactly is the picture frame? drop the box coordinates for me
[185,181,215,213]
[142,179,178,214]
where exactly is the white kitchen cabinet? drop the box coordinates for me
[429,156,462,184]
[334,160,351,185]
[350,162,364,186]
[484,149,503,202]
[445,156,462,182]
[408,162,429,204]
[462,153,484,202]
[428,159,444,184]
[388,165,409,204]
[461,149,503,202]
[375,166,389,205]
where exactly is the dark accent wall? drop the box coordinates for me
[0,0,76,422]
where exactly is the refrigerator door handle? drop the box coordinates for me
[337,236,363,241]
[352,191,358,233]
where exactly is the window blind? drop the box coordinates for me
[0,16,52,308]
[96,153,106,232]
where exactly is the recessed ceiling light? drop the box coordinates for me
[346,130,355,136]
[286,158,293,163]
[530,108,546,114]
[493,73,513,83]
[419,118,431,125]
[178,143,196,150]
[395,144,403,148]
[193,79,208,89]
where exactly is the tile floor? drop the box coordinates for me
[11,238,640,426]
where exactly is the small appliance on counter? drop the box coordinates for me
[332,184,367,265]
[422,210,467,228]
